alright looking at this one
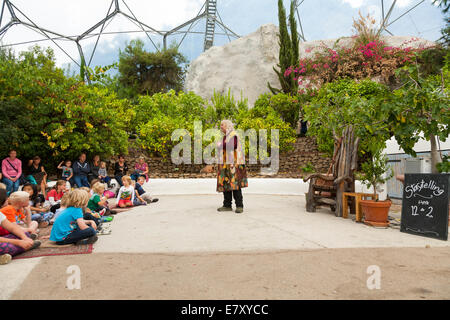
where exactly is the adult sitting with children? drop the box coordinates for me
[89,155,101,183]
[114,155,128,187]
[131,156,149,182]
[26,156,48,197]
[73,153,91,188]
[2,150,22,195]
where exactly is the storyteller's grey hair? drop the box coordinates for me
[221,120,234,134]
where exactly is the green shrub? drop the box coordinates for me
[0,46,131,171]
[252,93,301,128]
[237,112,297,158]
[136,114,191,158]
[206,90,249,125]
[134,90,206,130]
[304,79,390,156]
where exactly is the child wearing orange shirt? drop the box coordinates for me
[0,191,38,238]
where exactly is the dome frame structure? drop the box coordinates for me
[0,0,240,78]
[0,0,427,78]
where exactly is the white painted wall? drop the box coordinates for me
[384,135,450,155]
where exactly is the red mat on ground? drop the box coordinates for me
[13,243,93,260]
[13,226,94,260]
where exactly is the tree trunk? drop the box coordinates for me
[430,134,442,174]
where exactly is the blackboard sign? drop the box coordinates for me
[401,174,450,241]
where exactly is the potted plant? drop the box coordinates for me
[358,151,393,227]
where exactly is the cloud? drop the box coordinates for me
[396,0,413,8]
[342,0,366,8]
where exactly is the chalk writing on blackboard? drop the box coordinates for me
[410,205,434,218]
[405,227,440,237]
[404,179,445,199]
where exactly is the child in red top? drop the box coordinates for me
[45,180,67,213]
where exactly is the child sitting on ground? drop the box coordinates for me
[135,176,159,204]
[88,182,110,216]
[52,192,69,222]
[116,175,135,208]
[78,187,103,226]
[57,160,74,189]
[22,183,52,227]
[89,179,101,196]
[0,189,41,265]
[50,189,98,245]
[0,191,39,238]
[45,180,67,213]
[98,161,112,187]
[132,180,147,207]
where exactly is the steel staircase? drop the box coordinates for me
[203,0,217,51]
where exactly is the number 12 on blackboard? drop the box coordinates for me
[411,205,433,218]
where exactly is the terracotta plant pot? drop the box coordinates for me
[360,199,392,228]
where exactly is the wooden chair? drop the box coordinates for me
[303,125,360,217]
[304,173,337,212]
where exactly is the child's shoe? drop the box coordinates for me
[31,240,41,250]
[76,235,98,246]
[0,254,12,265]
[101,216,114,223]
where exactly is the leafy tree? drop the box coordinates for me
[0,46,132,171]
[253,93,300,128]
[433,0,450,14]
[380,53,450,173]
[118,40,187,98]
[433,0,450,47]
[304,79,391,157]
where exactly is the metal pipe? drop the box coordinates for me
[385,0,425,27]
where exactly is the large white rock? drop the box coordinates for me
[185,23,436,107]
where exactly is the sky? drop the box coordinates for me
[0,0,446,72]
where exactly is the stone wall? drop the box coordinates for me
[114,137,331,179]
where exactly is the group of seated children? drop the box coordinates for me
[0,173,158,265]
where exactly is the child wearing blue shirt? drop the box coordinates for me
[50,189,98,245]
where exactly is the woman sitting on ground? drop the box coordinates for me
[131,156,149,182]
[26,156,48,197]
[88,155,101,184]
[1,150,22,195]
[50,189,98,246]
[114,155,128,187]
